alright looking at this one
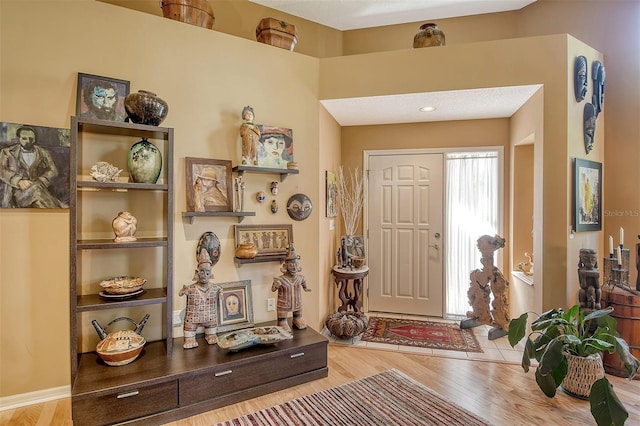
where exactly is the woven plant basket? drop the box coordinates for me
[561,353,605,399]
[325,312,368,338]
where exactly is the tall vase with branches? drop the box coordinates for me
[337,166,365,236]
[336,167,366,268]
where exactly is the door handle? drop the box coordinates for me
[429,243,440,251]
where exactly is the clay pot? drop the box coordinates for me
[413,23,445,48]
[125,90,169,126]
[128,138,162,184]
[236,243,258,259]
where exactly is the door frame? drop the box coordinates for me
[363,147,505,316]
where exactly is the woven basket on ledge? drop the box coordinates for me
[561,353,605,399]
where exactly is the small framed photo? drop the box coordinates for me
[218,280,254,333]
[185,157,233,212]
[326,170,338,218]
[76,73,129,122]
[256,125,294,169]
[235,224,293,258]
[573,158,602,232]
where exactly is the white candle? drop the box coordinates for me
[617,246,623,266]
[620,227,624,247]
[609,235,614,255]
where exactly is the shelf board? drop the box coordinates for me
[182,211,256,224]
[235,254,286,265]
[76,288,167,311]
[78,180,169,191]
[232,165,299,182]
[76,237,168,250]
[75,117,171,138]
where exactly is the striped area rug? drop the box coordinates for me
[216,369,490,425]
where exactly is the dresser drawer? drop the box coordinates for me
[72,380,178,425]
[180,342,327,405]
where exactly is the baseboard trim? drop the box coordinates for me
[0,385,70,411]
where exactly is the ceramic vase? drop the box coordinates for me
[413,23,445,48]
[128,138,162,184]
[124,90,169,126]
[235,243,258,259]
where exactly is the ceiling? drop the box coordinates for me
[249,0,536,31]
[249,0,539,126]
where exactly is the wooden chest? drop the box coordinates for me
[256,18,298,51]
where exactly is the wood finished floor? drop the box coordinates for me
[2,344,640,425]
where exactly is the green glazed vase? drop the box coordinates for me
[128,138,162,184]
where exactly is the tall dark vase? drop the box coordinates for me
[128,138,162,184]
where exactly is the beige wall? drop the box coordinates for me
[99,0,344,58]
[0,0,322,398]
[510,88,543,315]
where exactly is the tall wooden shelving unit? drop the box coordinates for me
[69,116,174,390]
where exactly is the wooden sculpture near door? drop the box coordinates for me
[461,234,510,340]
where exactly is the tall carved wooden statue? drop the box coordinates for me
[462,234,510,339]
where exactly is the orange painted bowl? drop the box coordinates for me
[99,276,147,294]
[96,330,146,366]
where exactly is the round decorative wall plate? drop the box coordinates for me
[286,193,312,221]
[197,231,221,266]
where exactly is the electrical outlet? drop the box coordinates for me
[172,310,182,327]
[267,298,276,312]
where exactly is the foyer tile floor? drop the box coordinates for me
[322,312,527,364]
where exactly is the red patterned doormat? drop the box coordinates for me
[361,317,483,352]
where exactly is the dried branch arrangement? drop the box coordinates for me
[336,166,365,236]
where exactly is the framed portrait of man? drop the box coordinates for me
[76,73,130,122]
[0,122,70,209]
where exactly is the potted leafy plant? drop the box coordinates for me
[508,304,640,426]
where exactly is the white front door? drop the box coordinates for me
[367,153,444,316]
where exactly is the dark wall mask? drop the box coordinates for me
[592,60,605,115]
[584,103,596,154]
[574,56,588,102]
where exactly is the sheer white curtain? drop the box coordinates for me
[445,151,499,317]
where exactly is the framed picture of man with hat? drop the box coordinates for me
[256,125,294,169]
[185,157,233,212]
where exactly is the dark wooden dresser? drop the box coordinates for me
[71,326,328,425]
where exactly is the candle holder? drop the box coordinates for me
[603,255,616,287]
[609,247,630,290]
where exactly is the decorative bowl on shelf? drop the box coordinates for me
[99,276,147,294]
[92,315,149,366]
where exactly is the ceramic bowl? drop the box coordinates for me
[100,276,147,294]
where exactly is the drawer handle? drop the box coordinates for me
[215,369,233,377]
[290,352,305,358]
[116,390,139,399]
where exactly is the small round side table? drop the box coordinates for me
[331,265,369,313]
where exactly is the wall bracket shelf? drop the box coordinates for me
[182,211,256,224]
[232,165,299,182]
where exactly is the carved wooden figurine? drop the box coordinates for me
[179,249,221,349]
[239,106,260,166]
[272,244,311,331]
[578,248,601,313]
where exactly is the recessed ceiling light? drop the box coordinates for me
[419,106,436,112]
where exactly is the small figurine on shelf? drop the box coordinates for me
[112,211,137,242]
[179,249,222,349]
[239,106,260,166]
[272,244,311,331]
